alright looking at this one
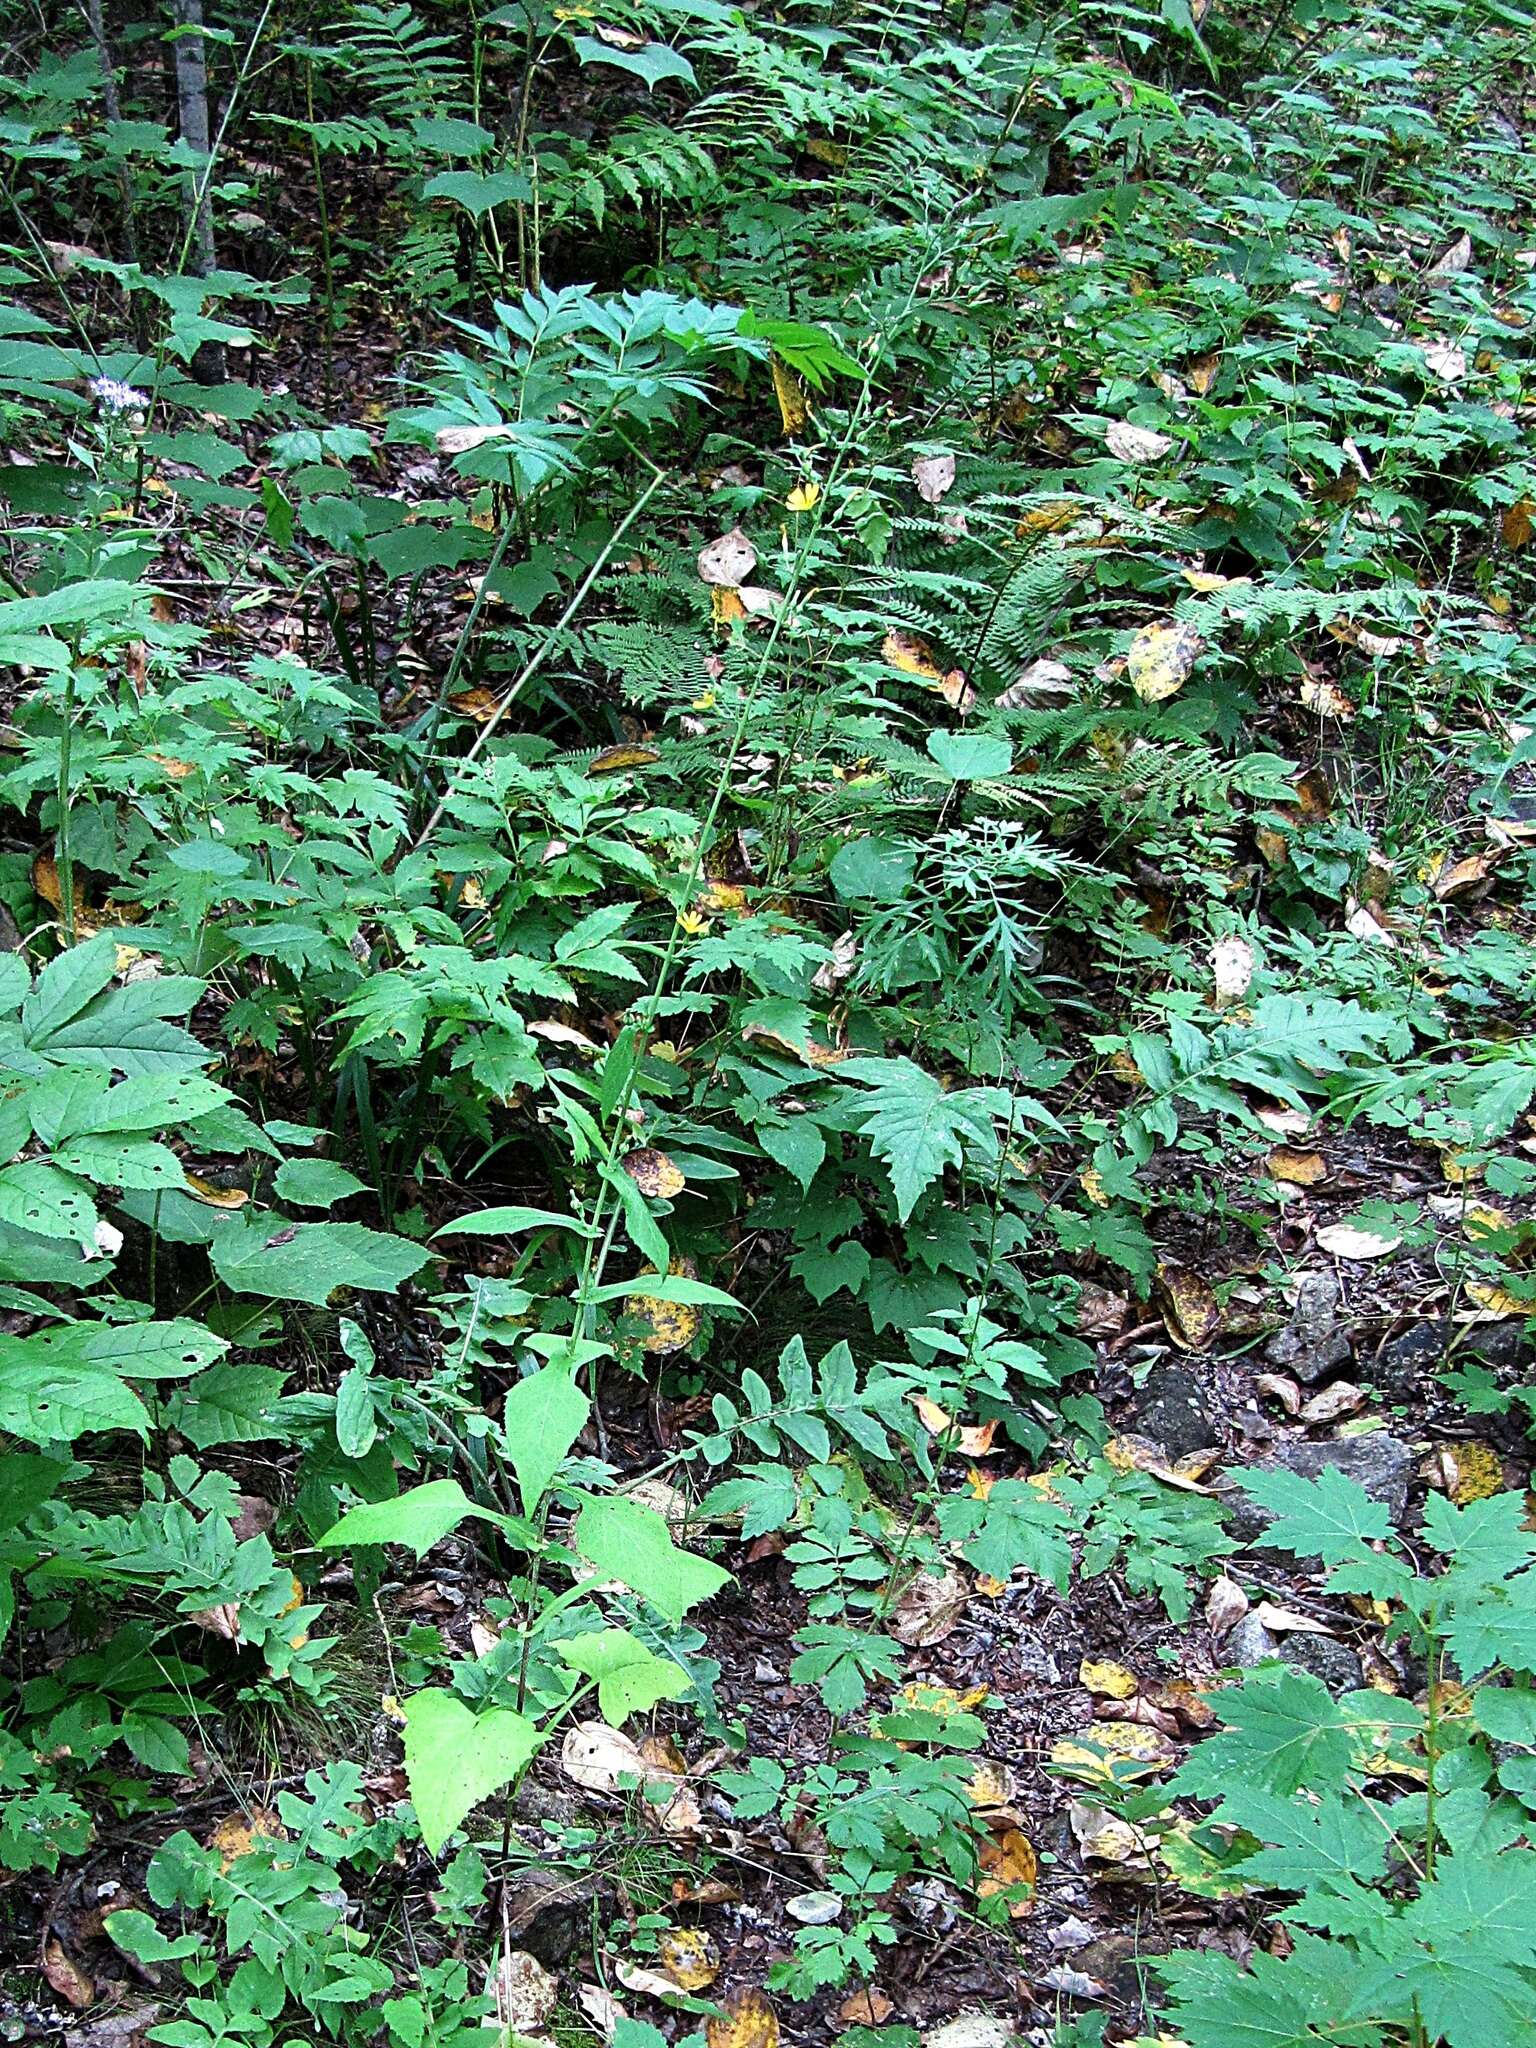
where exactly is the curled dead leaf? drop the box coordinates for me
[1105,421,1173,463]
[698,528,757,587]
[490,1951,558,2035]
[1205,1574,1249,1638]
[890,1562,968,1647]
[1154,1261,1221,1350]
[1299,1380,1366,1424]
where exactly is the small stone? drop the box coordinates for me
[1071,1934,1167,2009]
[1227,1614,1279,1667]
[786,1892,842,1925]
[1265,1271,1352,1384]
[1128,1365,1216,1459]
[1373,1321,1446,1398]
[501,1865,603,1966]
[1278,1634,1364,1695]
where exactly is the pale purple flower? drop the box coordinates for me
[89,375,148,415]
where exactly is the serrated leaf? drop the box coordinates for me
[209,1219,430,1303]
[164,1364,289,1448]
[575,1494,731,1621]
[319,1478,477,1558]
[554,1628,690,1723]
[402,1688,540,1856]
[839,1057,1000,1222]
[502,1360,588,1515]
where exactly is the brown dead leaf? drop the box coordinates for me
[890,1563,968,1647]
[1104,1433,1218,1493]
[43,1939,95,2011]
[449,685,500,722]
[707,1989,779,2048]
[1299,1381,1366,1423]
[1252,1601,1335,1635]
[188,1601,242,1641]
[1154,1261,1221,1350]
[1206,1575,1250,1638]
[1256,1372,1304,1415]
[698,528,757,587]
[1502,498,1536,549]
[1300,674,1355,720]
[838,1990,895,2027]
[965,1758,1016,1812]
[741,1018,844,1068]
[622,1149,685,1200]
[1430,849,1499,901]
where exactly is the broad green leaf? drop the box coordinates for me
[334,1364,377,1458]
[164,1363,289,1448]
[553,1628,689,1723]
[53,1136,188,1190]
[319,1478,476,1559]
[926,731,1012,780]
[209,1219,431,1302]
[0,1360,149,1443]
[421,168,533,216]
[839,1057,1001,1223]
[273,1158,370,1208]
[0,1162,98,1245]
[574,1494,730,1622]
[402,1688,540,1855]
[829,834,915,903]
[0,1318,225,1379]
[431,1205,596,1239]
[502,1361,588,1516]
[571,35,696,89]
[1236,1465,1393,1565]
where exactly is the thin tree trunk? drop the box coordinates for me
[170,0,223,382]
[83,0,150,349]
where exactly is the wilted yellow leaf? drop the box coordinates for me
[802,136,848,167]
[1079,1658,1138,1700]
[184,1175,250,1208]
[707,1988,779,2048]
[1128,621,1202,703]
[659,1928,719,1991]
[977,1827,1037,1915]
[588,744,661,774]
[770,357,809,436]
[1267,1147,1327,1185]
[1154,1261,1221,1351]
[1050,1719,1177,1783]
[1423,1440,1504,1504]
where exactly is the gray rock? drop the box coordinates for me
[1227,1430,1416,1541]
[1373,1320,1446,1398]
[1228,1613,1279,1667]
[501,1863,604,1965]
[1129,1365,1217,1459]
[1278,1633,1364,1694]
[1266,1270,1352,1384]
[1072,1933,1167,2009]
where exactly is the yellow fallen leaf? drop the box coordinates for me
[588,744,660,774]
[1128,621,1202,703]
[707,1988,779,2048]
[977,1827,1037,1916]
[712,586,747,627]
[1079,1658,1138,1700]
[965,1758,1015,1809]
[1050,1719,1177,1784]
[659,1928,719,1991]
[1154,1261,1221,1350]
[1422,1440,1504,1504]
[1465,1281,1533,1319]
[207,1808,286,1870]
[184,1176,250,1209]
[1267,1147,1327,1185]
[802,137,848,167]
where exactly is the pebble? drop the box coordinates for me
[1265,1270,1352,1385]
[1128,1365,1216,1459]
[1278,1633,1365,1694]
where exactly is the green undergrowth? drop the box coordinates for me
[3,0,1536,2041]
